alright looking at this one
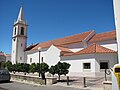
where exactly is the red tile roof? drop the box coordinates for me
[25,44,38,51]
[89,30,116,43]
[55,45,73,53]
[29,30,93,51]
[5,54,11,57]
[26,30,116,51]
[63,43,116,56]
[0,52,5,56]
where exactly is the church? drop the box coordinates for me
[11,7,118,77]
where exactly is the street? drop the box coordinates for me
[0,81,87,90]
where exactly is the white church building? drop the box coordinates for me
[11,7,118,77]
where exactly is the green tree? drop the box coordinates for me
[55,62,63,80]
[1,61,6,69]
[16,63,22,72]
[62,62,71,76]
[40,63,49,79]
[55,62,71,80]
[36,62,49,79]
[6,61,13,72]
[29,63,37,73]
[36,63,40,75]
[49,65,56,77]
[20,63,30,75]
[12,64,17,74]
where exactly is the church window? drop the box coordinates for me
[30,58,32,63]
[21,27,24,35]
[14,27,16,35]
[83,63,91,69]
[41,57,43,62]
[100,62,108,69]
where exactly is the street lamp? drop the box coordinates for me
[38,47,41,77]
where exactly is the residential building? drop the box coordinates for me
[0,52,11,62]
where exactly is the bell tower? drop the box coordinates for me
[11,7,28,64]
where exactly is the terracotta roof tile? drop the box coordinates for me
[55,45,73,53]
[26,44,38,51]
[63,43,116,56]
[30,30,93,51]
[0,52,5,56]
[5,54,11,56]
[89,30,116,43]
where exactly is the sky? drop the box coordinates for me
[0,0,115,54]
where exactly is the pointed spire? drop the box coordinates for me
[17,6,24,21]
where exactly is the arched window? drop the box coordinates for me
[21,27,24,35]
[14,27,16,35]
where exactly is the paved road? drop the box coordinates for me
[0,81,90,90]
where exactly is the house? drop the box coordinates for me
[11,7,118,77]
[5,54,11,62]
[0,52,11,62]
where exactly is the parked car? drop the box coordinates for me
[0,69,11,82]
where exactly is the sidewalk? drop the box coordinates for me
[11,78,103,90]
[54,81,103,90]
[53,76,105,90]
[10,73,104,90]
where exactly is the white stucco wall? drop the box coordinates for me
[101,43,117,51]
[11,37,26,64]
[27,51,39,64]
[61,54,96,77]
[11,38,17,64]
[26,49,47,64]
[95,53,118,69]
[61,53,118,77]
[70,48,84,52]
[16,37,27,63]
[26,45,61,66]
[44,45,61,66]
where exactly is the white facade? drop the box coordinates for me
[25,41,117,77]
[26,49,47,64]
[26,45,61,66]
[61,53,117,77]
[45,45,61,66]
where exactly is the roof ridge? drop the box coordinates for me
[83,30,95,42]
